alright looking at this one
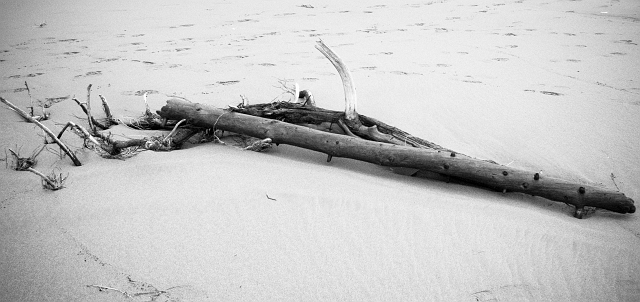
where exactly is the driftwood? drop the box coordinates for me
[158,99,635,218]
[157,41,635,218]
[1,41,635,218]
[1,96,82,166]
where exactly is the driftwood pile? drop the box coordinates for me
[1,41,635,219]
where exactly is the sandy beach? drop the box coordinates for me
[2,0,640,301]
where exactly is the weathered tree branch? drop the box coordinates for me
[158,98,635,217]
[1,97,82,166]
[315,40,358,121]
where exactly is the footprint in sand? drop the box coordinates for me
[216,80,240,86]
[92,58,119,63]
[389,71,422,76]
[74,71,102,78]
[7,73,45,79]
[169,24,195,28]
[540,91,562,96]
[462,79,482,84]
[131,59,155,65]
[615,39,637,45]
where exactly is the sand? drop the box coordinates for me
[1,0,640,301]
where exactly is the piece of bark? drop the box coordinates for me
[158,98,635,217]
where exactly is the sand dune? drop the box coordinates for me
[2,0,640,301]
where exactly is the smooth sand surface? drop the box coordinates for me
[2,0,640,301]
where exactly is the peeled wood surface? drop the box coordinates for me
[159,98,635,216]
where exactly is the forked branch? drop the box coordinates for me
[1,97,82,166]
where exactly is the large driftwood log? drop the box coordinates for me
[158,41,635,218]
[158,98,635,217]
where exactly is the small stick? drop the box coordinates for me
[72,98,108,130]
[143,92,152,116]
[1,97,82,166]
[86,84,95,133]
[293,82,300,103]
[58,121,102,146]
[86,285,132,299]
[25,167,60,189]
[337,118,358,137]
[610,173,620,191]
[25,81,34,116]
[163,119,186,143]
[98,94,115,124]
